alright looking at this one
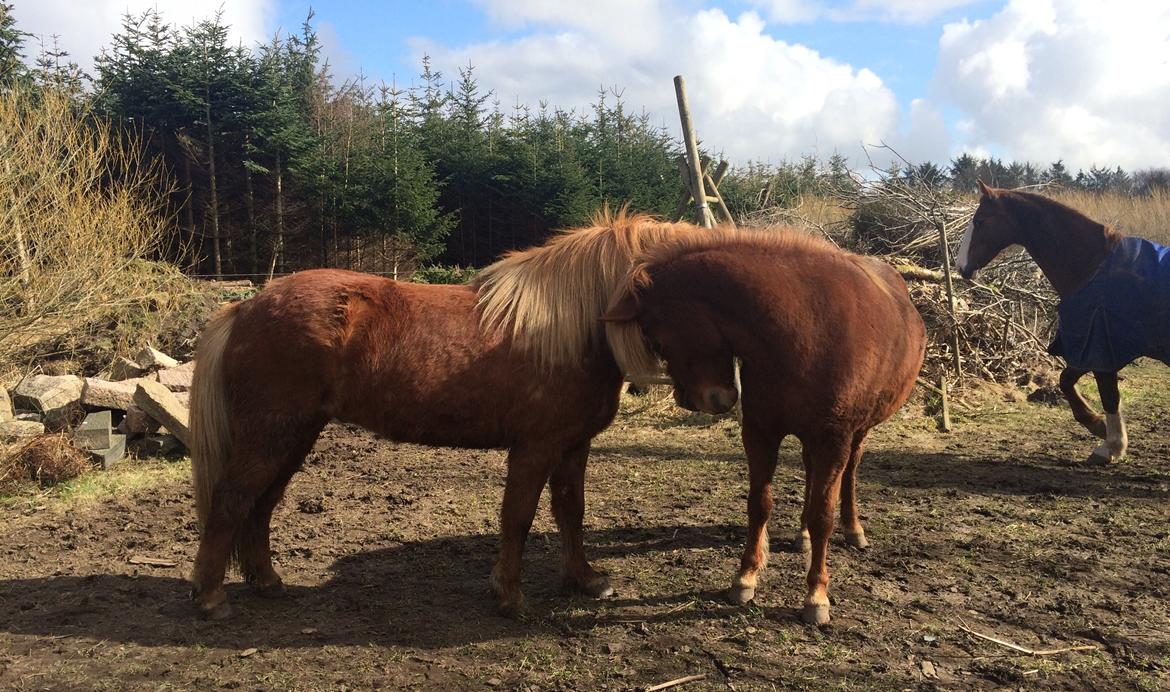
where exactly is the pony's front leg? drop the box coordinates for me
[490,445,556,617]
[1088,371,1128,465]
[549,440,613,599]
[1060,367,1108,439]
[800,433,851,626]
[729,421,781,605]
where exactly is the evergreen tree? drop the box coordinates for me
[0,3,28,89]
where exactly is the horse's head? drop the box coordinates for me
[602,286,739,415]
[958,180,1023,280]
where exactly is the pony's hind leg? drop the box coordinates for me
[800,432,852,626]
[490,444,558,617]
[729,421,782,605]
[548,440,612,599]
[237,421,326,595]
[1060,367,1108,439]
[839,430,870,550]
[1088,371,1127,465]
[191,421,324,619]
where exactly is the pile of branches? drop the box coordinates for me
[752,154,1061,386]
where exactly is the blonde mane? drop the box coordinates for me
[605,226,843,378]
[474,207,705,369]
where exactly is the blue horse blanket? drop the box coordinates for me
[1049,236,1170,371]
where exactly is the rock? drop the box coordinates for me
[136,346,179,371]
[129,433,182,457]
[12,374,85,431]
[82,377,147,411]
[74,411,114,451]
[0,387,12,422]
[132,380,190,448]
[88,433,127,470]
[0,419,44,439]
[109,357,147,381]
[156,361,195,392]
[118,405,161,436]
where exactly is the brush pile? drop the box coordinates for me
[749,169,1061,387]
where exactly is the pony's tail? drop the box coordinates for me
[190,305,238,532]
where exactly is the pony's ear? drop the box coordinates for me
[601,291,640,322]
[977,179,992,197]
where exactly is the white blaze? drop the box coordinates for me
[956,219,974,274]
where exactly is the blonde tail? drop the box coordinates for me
[190,305,238,532]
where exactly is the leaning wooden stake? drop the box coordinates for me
[673,75,714,229]
[935,216,963,381]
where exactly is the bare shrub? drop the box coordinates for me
[0,87,206,380]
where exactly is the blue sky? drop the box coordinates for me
[13,0,1170,170]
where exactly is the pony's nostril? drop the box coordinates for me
[707,388,738,413]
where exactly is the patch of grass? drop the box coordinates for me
[0,456,190,509]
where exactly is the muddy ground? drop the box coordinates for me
[1,362,1168,691]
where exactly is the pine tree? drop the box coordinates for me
[0,2,28,89]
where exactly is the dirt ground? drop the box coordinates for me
[1,363,1168,691]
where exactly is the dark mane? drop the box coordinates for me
[1000,189,1124,248]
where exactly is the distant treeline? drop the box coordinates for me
[1,4,1166,276]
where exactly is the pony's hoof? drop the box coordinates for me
[792,535,812,553]
[199,599,233,621]
[802,603,830,626]
[844,531,869,550]
[1086,452,1118,466]
[496,597,525,619]
[727,585,756,606]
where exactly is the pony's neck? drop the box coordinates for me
[1011,195,1119,299]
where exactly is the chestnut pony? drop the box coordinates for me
[603,228,925,625]
[188,210,700,619]
[958,181,1170,465]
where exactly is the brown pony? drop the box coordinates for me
[958,181,1170,465]
[603,228,926,625]
[188,210,702,619]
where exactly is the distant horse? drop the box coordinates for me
[188,210,703,619]
[602,228,926,625]
[957,181,1170,465]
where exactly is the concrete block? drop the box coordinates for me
[82,377,146,411]
[156,361,195,392]
[12,374,84,431]
[118,405,160,436]
[129,433,183,458]
[89,433,127,470]
[109,357,147,381]
[132,380,190,448]
[136,346,179,371]
[74,410,114,451]
[0,419,44,439]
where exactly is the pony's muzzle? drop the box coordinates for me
[958,264,977,281]
[700,386,739,414]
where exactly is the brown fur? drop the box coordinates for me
[965,182,1129,457]
[187,213,704,619]
[603,226,926,625]
[965,183,1122,298]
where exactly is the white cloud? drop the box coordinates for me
[10,0,275,74]
[931,0,1170,170]
[413,6,906,165]
[755,0,985,24]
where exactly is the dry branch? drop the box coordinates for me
[956,618,1099,657]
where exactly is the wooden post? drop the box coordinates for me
[938,375,952,432]
[936,215,962,382]
[674,75,714,229]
